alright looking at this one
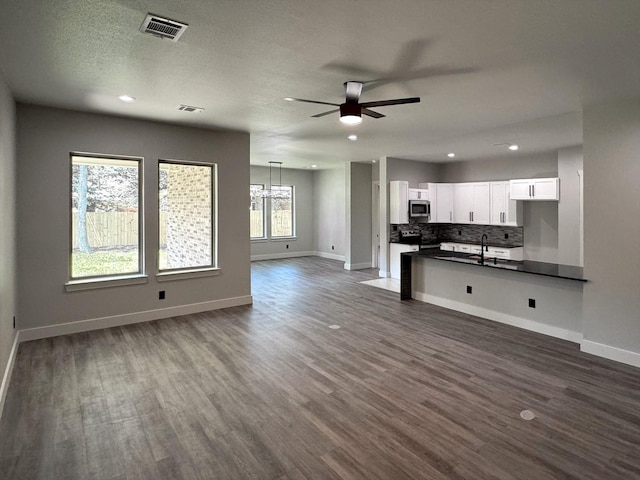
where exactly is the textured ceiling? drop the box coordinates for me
[1,0,639,169]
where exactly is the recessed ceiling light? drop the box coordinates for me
[284,97,294,101]
[118,95,136,103]
[310,165,318,168]
[372,160,377,164]
[509,144,519,151]
[348,134,358,141]
[447,152,456,158]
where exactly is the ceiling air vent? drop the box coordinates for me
[140,14,188,42]
[178,104,204,113]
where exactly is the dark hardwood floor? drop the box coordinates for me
[1,256,639,479]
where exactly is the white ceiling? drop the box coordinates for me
[1,0,639,169]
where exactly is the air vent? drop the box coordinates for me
[140,14,188,41]
[178,104,204,113]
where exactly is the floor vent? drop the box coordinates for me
[178,104,205,113]
[140,14,188,42]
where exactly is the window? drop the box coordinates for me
[70,154,142,280]
[249,185,295,239]
[159,160,216,272]
[250,184,266,239]
[270,186,294,238]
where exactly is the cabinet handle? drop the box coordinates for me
[449,211,452,222]
[532,185,535,197]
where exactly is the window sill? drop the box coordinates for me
[270,237,297,242]
[65,274,148,292]
[156,267,221,282]
[251,238,268,243]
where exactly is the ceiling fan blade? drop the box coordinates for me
[312,108,340,118]
[361,108,385,119]
[344,81,363,103]
[359,97,421,108]
[287,98,341,107]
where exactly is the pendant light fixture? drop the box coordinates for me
[258,161,291,198]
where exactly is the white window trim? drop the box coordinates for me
[69,152,144,283]
[156,267,221,282]
[158,159,218,273]
[65,274,148,292]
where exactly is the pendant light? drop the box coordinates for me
[259,161,291,198]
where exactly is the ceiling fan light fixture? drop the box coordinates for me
[339,104,362,125]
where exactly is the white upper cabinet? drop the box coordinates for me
[408,188,429,200]
[490,181,523,226]
[389,180,409,224]
[509,177,559,201]
[433,183,454,223]
[454,182,490,224]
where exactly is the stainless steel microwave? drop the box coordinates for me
[409,200,430,219]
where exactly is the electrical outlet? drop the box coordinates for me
[159,290,166,300]
[286,244,289,249]
[504,233,509,239]
[332,245,335,250]
[529,298,536,308]
[466,285,472,294]
[458,230,462,236]
[13,316,16,329]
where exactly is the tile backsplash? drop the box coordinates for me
[390,220,523,247]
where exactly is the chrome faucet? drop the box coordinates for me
[480,234,488,265]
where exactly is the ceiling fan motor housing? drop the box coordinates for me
[340,103,361,117]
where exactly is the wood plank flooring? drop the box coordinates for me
[1,256,640,479]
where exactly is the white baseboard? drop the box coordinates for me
[315,251,345,262]
[413,292,583,343]
[580,340,640,368]
[18,295,253,342]
[344,262,373,271]
[0,333,20,419]
[251,251,315,261]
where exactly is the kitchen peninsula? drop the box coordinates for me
[401,248,586,343]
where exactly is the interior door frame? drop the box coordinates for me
[372,181,380,268]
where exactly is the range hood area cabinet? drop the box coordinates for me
[453,182,491,224]
[490,181,523,226]
[390,180,409,224]
[509,178,560,201]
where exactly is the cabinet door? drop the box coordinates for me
[471,183,491,224]
[490,182,507,224]
[509,179,532,200]
[454,183,473,223]
[532,178,559,200]
[504,186,523,225]
[435,184,454,222]
[389,181,409,224]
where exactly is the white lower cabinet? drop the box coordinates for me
[390,243,419,279]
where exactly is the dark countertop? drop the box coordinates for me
[402,247,586,282]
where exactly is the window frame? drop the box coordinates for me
[157,158,218,275]
[250,183,267,240]
[269,185,296,239]
[67,152,145,286]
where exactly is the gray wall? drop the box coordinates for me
[313,167,346,257]
[345,162,373,269]
[583,99,640,357]
[558,146,583,266]
[0,69,17,391]
[440,152,561,263]
[16,105,251,330]
[387,157,440,185]
[250,165,314,258]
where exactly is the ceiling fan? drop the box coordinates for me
[285,81,420,125]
